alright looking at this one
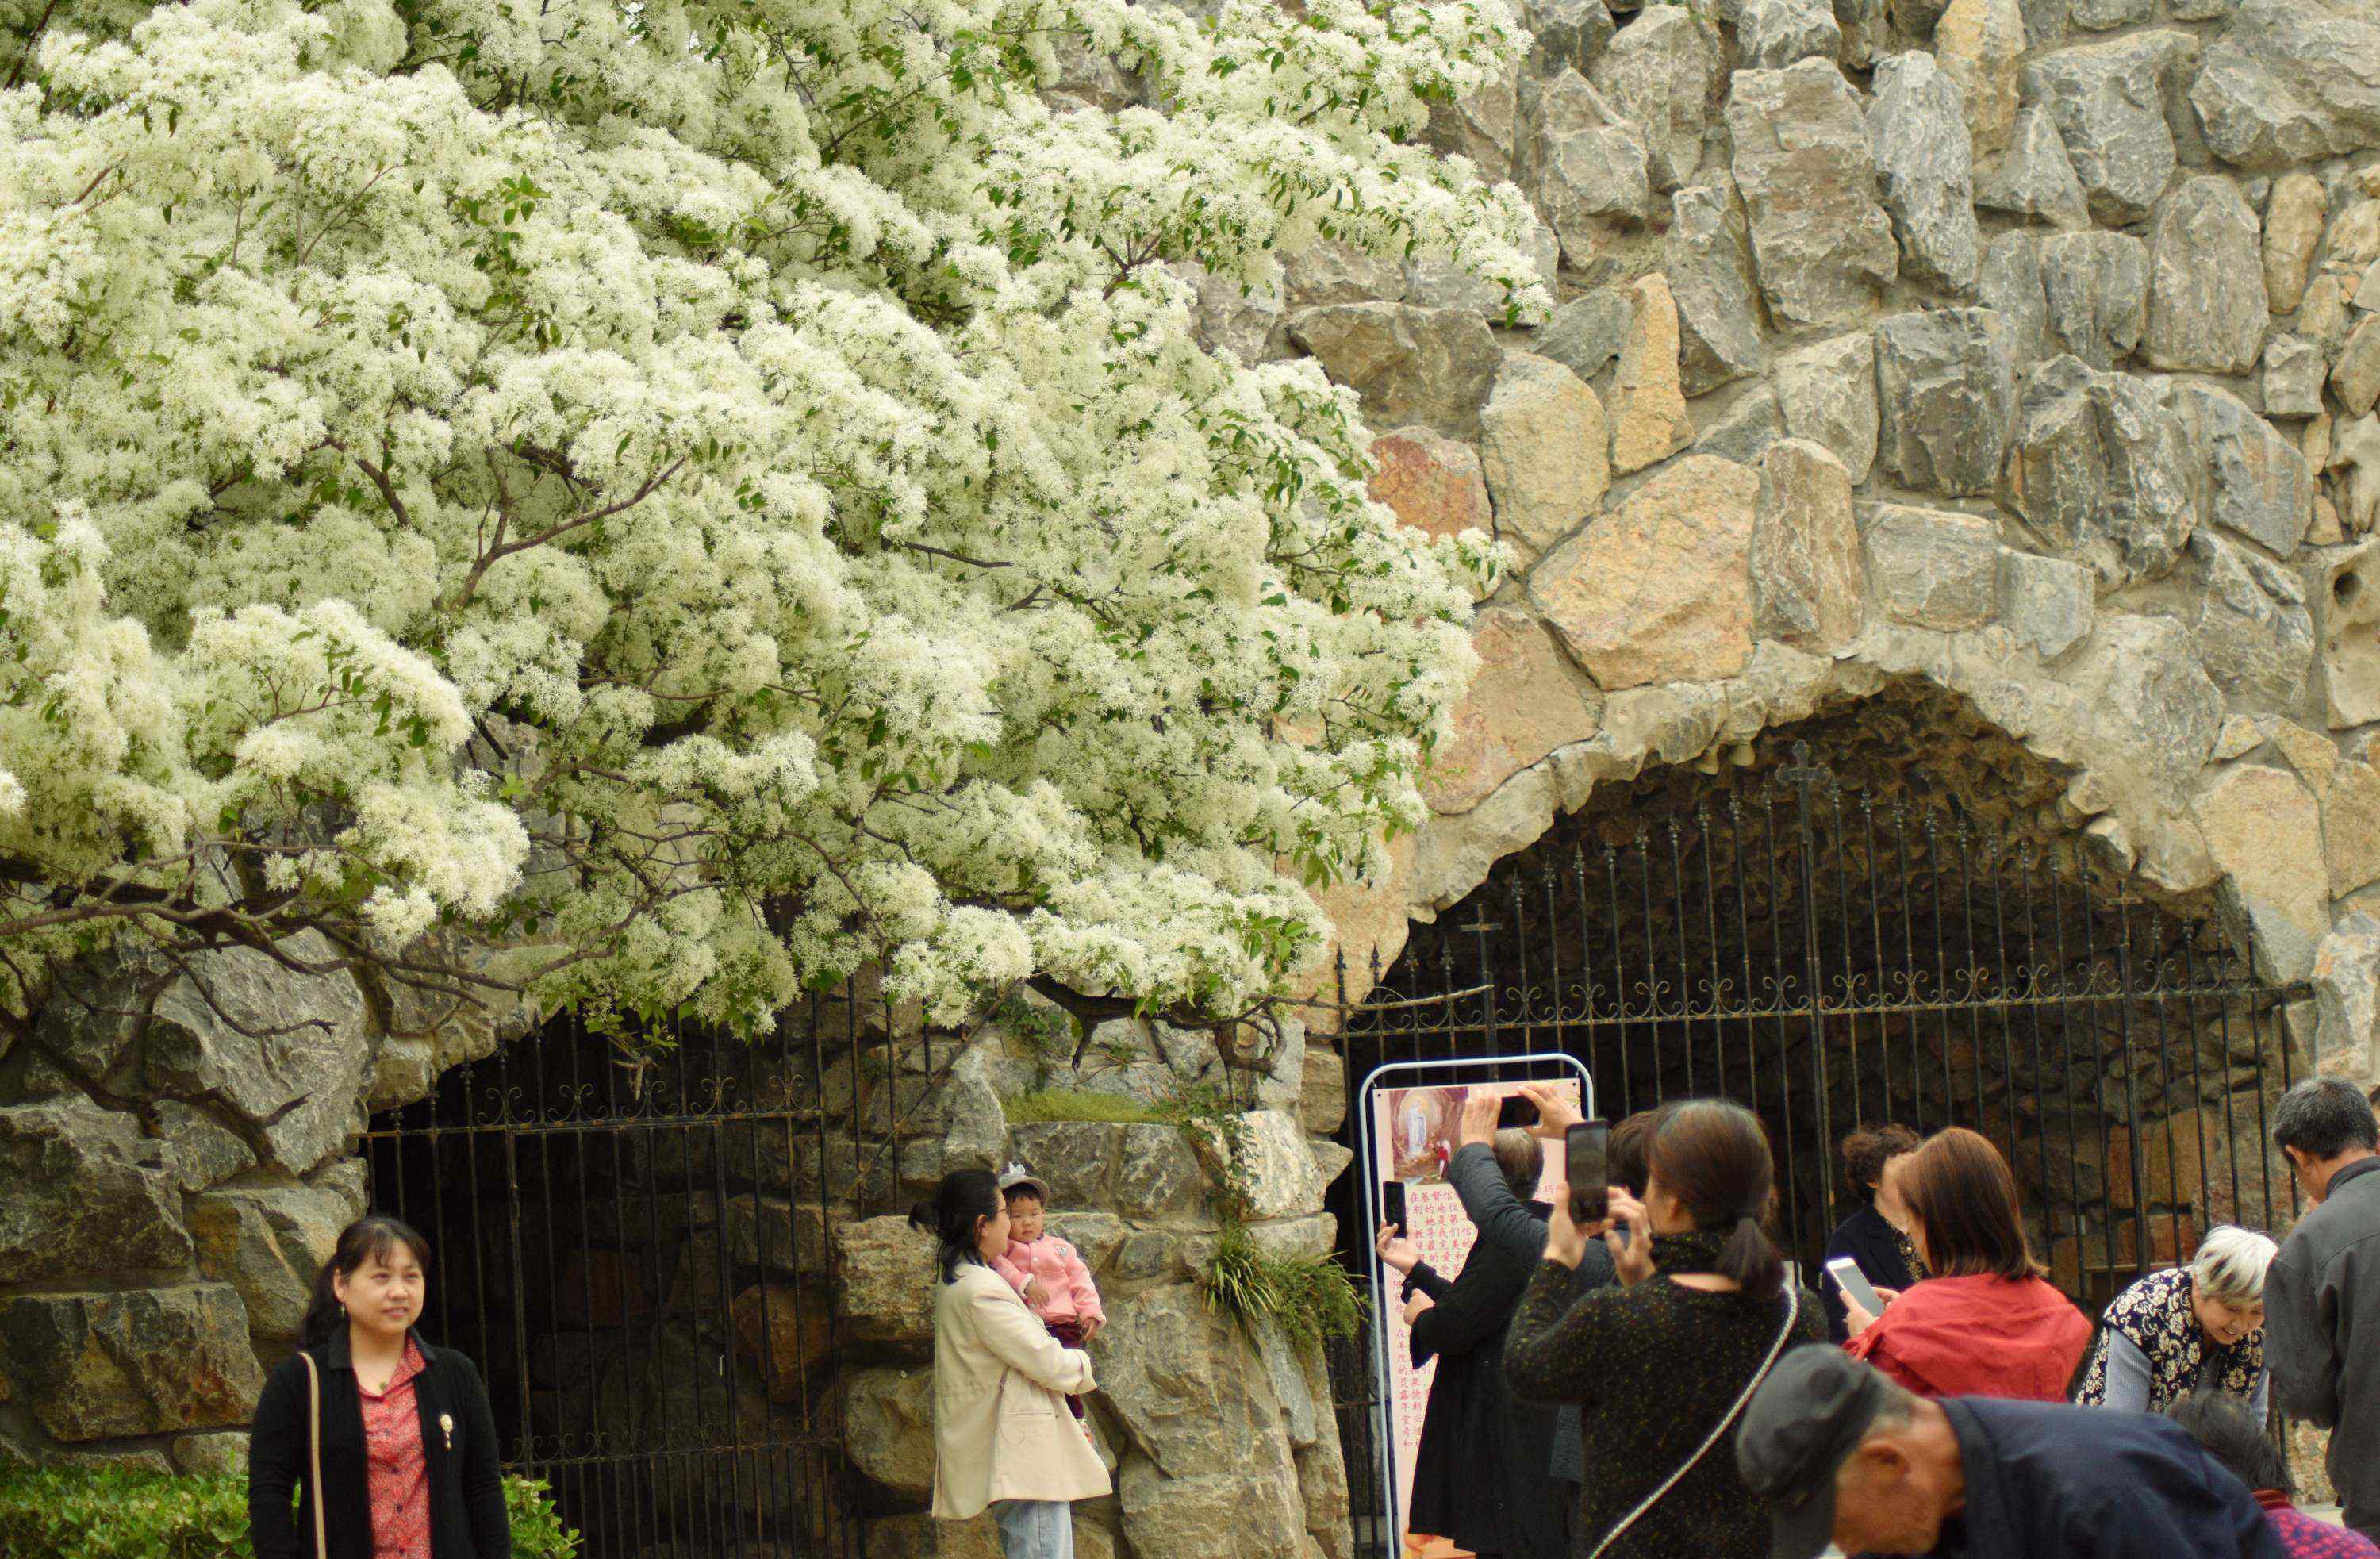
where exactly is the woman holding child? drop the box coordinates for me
[912,1168,1108,1559]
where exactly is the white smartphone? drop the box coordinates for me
[1825,1256,1886,1317]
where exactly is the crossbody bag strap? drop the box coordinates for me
[300,1353,328,1559]
[1584,1285,1802,1559]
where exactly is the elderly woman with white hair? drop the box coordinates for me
[2075,1226,2278,1418]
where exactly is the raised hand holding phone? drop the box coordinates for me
[1519,1081,1583,1140]
[1604,1188,1655,1286]
[1564,1119,1610,1225]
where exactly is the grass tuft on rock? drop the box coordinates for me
[1196,1226,1368,1346]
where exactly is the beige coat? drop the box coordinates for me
[929,1261,1111,1519]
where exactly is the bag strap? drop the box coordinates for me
[299,1352,328,1559]
[1584,1284,1802,1559]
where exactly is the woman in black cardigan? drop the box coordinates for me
[248,1215,511,1559]
[1377,1127,1569,1558]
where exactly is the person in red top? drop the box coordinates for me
[2168,1387,2380,1559]
[247,1216,510,1559]
[1840,1127,2092,1400]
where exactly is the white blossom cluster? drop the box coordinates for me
[0,0,1540,1036]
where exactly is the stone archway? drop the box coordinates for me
[1337,680,2308,1311]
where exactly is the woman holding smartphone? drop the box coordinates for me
[1839,1127,2091,1400]
[1503,1100,1824,1558]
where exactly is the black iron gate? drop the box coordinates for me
[1323,743,2311,1553]
[363,1013,863,1559]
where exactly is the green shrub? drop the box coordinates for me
[0,1465,578,1559]
[1000,1088,1173,1125]
[1196,1226,1368,1347]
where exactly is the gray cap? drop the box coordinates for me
[1734,1346,1887,1559]
[998,1163,1050,1201]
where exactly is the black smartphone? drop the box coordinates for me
[1565,1120,1610,1226]
[1380,1178,1409,1238]
[1495,1092,1537,1131]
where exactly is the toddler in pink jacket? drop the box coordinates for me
[992,1165,1104,1423]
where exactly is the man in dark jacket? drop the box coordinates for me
[1738,1346,2286,1559]
[2267,1077,2380,1541]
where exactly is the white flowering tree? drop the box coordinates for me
[0,0,1539,1049]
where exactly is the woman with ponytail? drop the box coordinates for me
[247,1215,509,1559]
[912,1169,1108,1557]
[1839,1127,2092,1400]
[1503,1100,1825,1558]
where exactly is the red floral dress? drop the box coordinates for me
[358,1339,432,1559]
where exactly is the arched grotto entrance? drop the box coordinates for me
[1331,681,2311,1305]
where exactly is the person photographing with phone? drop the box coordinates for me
[1415,1083,1656,1544]
[1833,1128,2090,1401]
[1503,1100,1825,1558]
[1374,1090,1568,1559]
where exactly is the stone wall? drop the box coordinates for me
[839,1008,1357,1559]
[1222,0,2380,1118]
[0,935,519,1473]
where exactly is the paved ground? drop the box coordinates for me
[1819,1504,2351,1556]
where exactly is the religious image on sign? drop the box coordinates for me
[1368,1076,1582,1559]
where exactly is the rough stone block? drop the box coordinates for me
[1115,1123,1207,1221]
[2184,529,2315,707]
[2023,33,2192,225]
[0,1097,190,1284]
[1868,52,1980,294]
[844,1365,936,1501]
[1587,7,1720,194]
[1976,106,2090,231]
[1477,352,1607,559]
[731,1284,835,1403]
[1529,455,1759,689]
[1426,607,1601,814]
[1862,505,2002,630]
[1286,305,1499,440]
[1726,60,1899,328]
[1664,186,1764,396]
[1521,71,1651,277]
[2144,175,2269,376]
[0,1285,263,1442]
[1774,332,1878,484]
[832,1213,938,1344]
[2317,540,2380,729]
[2199,763,2329,982]
[1365,427,1491,545]
[191,1181,355,1346]
[2192,0,2380,171]
[1999,355,2194,589]
[1999,550,2094,659]
[1875,309,2017,498]
[1609,274,1695,473]
[1752,439,1863,652]
[144,931,372,1176]
[1119,1460,1307,1559]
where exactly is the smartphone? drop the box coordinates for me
[1564,1120,1610,1225]
[1495,1092,1537,1131]
[1825,1256,1886,1318]
[1380,1179,1409,1238]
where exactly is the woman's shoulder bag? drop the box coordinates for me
[298,1351,329,1559]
